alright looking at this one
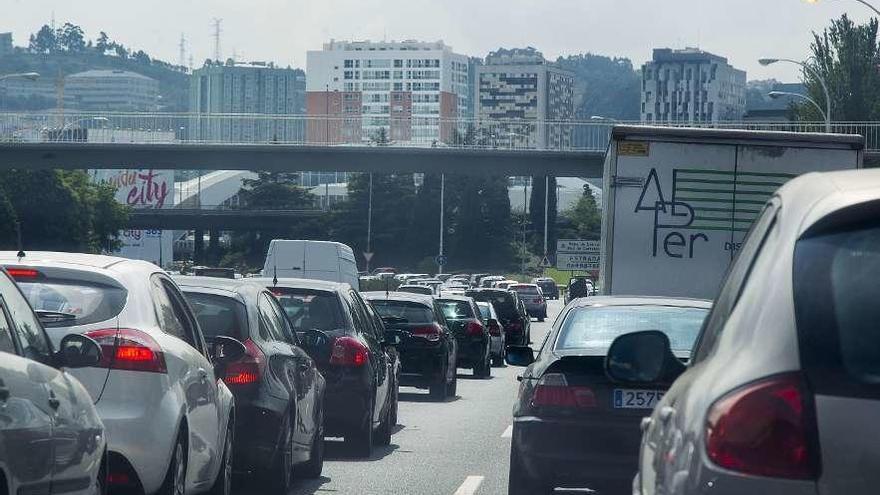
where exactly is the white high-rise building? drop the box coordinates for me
[641,48,746,124]
[306,40,470,143]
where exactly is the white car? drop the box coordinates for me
[0,252,244,495]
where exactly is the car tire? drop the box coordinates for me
[446,369,458,397]
[429,362,448,401]
[491,353,504,367]
[209,424,234,495]
[158,431,187,495]
[299,409,324,479]
[96,450,108,495]
[508,445,552,495]
[389,380,399,427]
[476,352,491,378]
[262,417,294,492]
[345,400,374,457]
[374,402,393,446]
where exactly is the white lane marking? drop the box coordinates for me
[453,476,485,495]
[501,425,513,438]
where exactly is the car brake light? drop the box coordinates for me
[107,473,131,485]
[533,298,543,304]
[330,336,369,367]
[224,339,265,386]
[487,321,501,336]
[466,321,484,336]
[411,324,442,342]
[531,373,597,409]
[85,328,167,374]
[6,267,42,279]
[705,373,818,480]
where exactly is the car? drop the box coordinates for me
[0,267,108,495]
[494,280,518,290]
[465,289,531,346]
[564,276,595,304]
[251,278,398,458]
[629,169,880,495]
[263,240,360,289]
[505,296,711,494]
[435,273,453,282]
[510,284,548,321]
[175,277,327,490]
[532,277,559,300]
[372,267,397,276]
[192,266,236,279]
[470,273,491,288]
[476,301,506,367]
[1,252,244,495]
[397,284,434,296]
[416,279,443,294]
[436,295,491,378]
[362,292,458,401]
[480,275,505,288]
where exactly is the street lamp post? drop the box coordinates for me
[438,173,445,275]
[768,91,830,126]
[759,58,832,132]
[805,0,880,16]
[0,72,40,110]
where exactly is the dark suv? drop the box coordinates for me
[176,277,326,489]
[532,277,559,300]
[253,278,399,458]
[363,292,458,401]
[436,295,491,378]
[466,289,531,346]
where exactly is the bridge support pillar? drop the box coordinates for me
[208,229,220,266]
[193,229,205,264]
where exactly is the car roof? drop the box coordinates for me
[248,277,348,292]
[510,283,538,288]
[568,295,712,309]
[362,291,434,304]
[0,251,148,271]
[436,294,474,303]
[173,275,267,301]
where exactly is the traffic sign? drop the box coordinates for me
[556,239,600,254]
[363,252,375,262]
[539,256,552,268]
[435,255,448,266]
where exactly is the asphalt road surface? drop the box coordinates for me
[234,299,564,495]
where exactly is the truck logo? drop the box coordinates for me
[634,168,795,259]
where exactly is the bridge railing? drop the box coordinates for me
[1,112,878,152]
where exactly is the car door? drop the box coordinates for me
[150,274,220,488]
[432,301,456,378]
[350,291,388,424]
[0,299,55,495]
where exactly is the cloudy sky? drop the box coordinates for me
[2,0,874,80]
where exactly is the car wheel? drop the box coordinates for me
[96,450,108,495]
[262,417,294,492]
[492,353,504,367]
[209,425,234,495]
[446,369,458,397]
[159,431,187,495]
[429,363,448,401]
[345,400,374,457]
[374,401,393,446]
[299,409,324,479]
[508,445,552,495]
[476,352,491,378]
[389,381,399,427]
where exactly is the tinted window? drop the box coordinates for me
[17,279,127,328]
[466,291,518,319]
[258,294,287,342]
[184,292,249,341]
[0,273,52,364]
[0,304,16,354]
[371,300,434,324]
[512,285,539,296]
[555,305,709,353]
[150,276,196,349]
[271,287,346,333]
[437,300,475,320]
[477,303,491,320]
[795,219,880,388]
[398,286,433,296]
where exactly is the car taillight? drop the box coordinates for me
[531,373,597,410]
[487,321,501,336]
[705,373,818,480]
[533,298,543,304]
[330,336,369,367]
[224,339,265,386]
[411,324,442,342]
[84,328,167,374]
[5,267,42,279]
[466,321,485,336]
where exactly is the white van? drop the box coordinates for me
[262,240,360,289]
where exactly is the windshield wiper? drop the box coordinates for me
[35,310,77,321]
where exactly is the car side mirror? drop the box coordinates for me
[209,336,246,365]
[383,330,403,346]
[605,330,684,384]
[57,334,103,369]
[506,345,534,367]
[301,329,332,361]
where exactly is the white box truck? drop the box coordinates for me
[262,240,360,289]
[600,126,864,299]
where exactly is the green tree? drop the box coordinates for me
[0,187,19,250]
[58,23,86,53]
[563,184,601,240]
[529,175,558,256]
[96,31,111,53]
[556,53,641,120]
[446,174,515,269]
[28,25,58,54]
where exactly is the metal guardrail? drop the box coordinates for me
[1,111,878,152]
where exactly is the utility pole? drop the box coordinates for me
[543,175,550,274]
[367,173,373,273]
[212,18,223,62]
[439,173,446,275]
[521,179,528,276]
[178,33,187,69]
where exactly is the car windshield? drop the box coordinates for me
[182,292,249,340]
[16,278,127,328]
[437,300,474,320]
[269,287,346,332]
[512,285,539,296]
[370,300,434,324]
[555,305,709,353]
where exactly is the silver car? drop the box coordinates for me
[624,169,880,495]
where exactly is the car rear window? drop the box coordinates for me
[437,300,475,320]
[512,285,539,295]
[17,279,127,328]
[398,286,433,295]
[183,292,248,341]
[270,288,347,333]
[555,305,709,353]
[794,220,880,387]
[467,291,518,319]
[370,300,434,324]
[477,303,491,320]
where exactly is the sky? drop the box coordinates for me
[1,0,875,81]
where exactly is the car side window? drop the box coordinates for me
[0,273,52,364]
[691,201,779,364]
[269,294,299,345]
[348,292,376,339]
[258,294,287,342]
[150,275,199,351]
[0,302,17,354]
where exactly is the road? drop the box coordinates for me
[235,299,563,495]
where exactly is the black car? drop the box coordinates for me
[532,278,559,300]
[436,295,491,378]
[175,276,327,490]
[465,289,531,346]
[252,278,398,458]
[362,292,458,401]
[505,296,711,494]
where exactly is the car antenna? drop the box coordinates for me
[15,221,24,262]
[272,262,278,288]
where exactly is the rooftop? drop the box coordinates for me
[321,39,454,52]
[67,69,156,81]
[650,47,730,65]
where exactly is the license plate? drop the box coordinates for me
[613,389,664,409]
